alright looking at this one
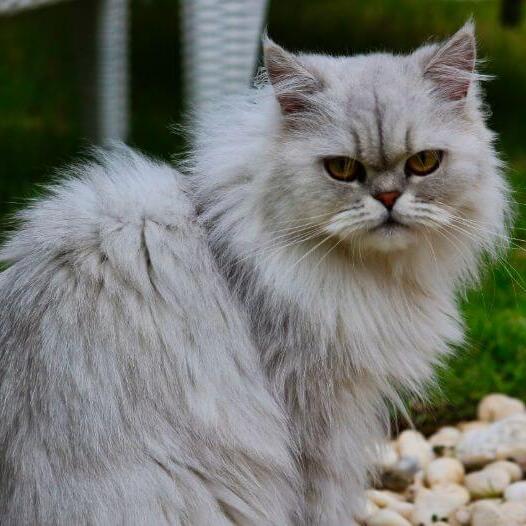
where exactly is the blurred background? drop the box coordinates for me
[1,0,525,432]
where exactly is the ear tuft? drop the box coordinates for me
[263,36,322,114]
[424,20,477,101]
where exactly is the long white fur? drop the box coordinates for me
[0,23,511,526]
[188,22,510,524]
[0,147,299,525]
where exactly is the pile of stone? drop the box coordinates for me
[362,394,526,526]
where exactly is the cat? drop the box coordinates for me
[188,20,510,524]
[0,21,510,526]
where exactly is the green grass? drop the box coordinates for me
[1,0,525,429]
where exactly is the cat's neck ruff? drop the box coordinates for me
[228,234,464,394]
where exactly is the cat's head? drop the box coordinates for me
[253,22,508,268]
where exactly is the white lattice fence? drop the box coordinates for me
[2,0,269,140]
[182,0,269,117]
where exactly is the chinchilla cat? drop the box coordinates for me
[189,20,509,524]
[0,21,510,526]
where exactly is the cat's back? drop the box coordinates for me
[0,146,299,525]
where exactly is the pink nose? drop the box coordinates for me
[374,191,401,210]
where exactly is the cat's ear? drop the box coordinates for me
[263,36,322,114]
[424,21,477,101]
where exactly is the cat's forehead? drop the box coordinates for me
[304,52,433,123]
[302,53,436,166]
[302,52,420,95]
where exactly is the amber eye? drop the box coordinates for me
[323,157,366,183]
[405,150,443,176]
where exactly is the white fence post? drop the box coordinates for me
[96,0,129,143]
[181,0,269,119]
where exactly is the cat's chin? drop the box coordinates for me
[360,223,417,253]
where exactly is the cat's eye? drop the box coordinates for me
[323,157,366,183]
[405,150,443,176]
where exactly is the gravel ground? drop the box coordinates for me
[362,394,526,526]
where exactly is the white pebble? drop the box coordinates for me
[457,414,526,468]
[376,441,399,467]
[397,430,434,469]
[471,501,502,526]
[500,501,526,523]
[485,460,522,482]
[386,500,413,520]
[496,443,526,466]
[465,467,511,498]
[478,394,525,422]
[365,508,411,526]
[365,499,380,517]
[471,500,526,526]
[404,470,424,502]
[411,484,469,526]
[365,395,526,525]
[457,420,489,433]
[504,481,526,502]
[449,505,472,525]
[429,426,461,448]
[366,489,404,509]
[425,457,465,487]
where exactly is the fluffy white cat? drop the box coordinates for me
[189,20,509,524]
[0,22,510,525]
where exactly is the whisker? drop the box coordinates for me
[422,227,440,276]
[234,227,326,265]
[289,232,338,271]
[314,223,367,269]
[266,209,339,228]
[441,221,526,291]
[233,219,330,261]
[242,232,325,269]
[449,216,526,249]
[409,211,519,290]
[266,220,333,237]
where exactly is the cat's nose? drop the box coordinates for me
[374,191,401,210]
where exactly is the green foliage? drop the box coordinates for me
[0,0,525,428]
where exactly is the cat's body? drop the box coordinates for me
[0,23,510,525]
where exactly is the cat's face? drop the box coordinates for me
[260,23,505,259]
